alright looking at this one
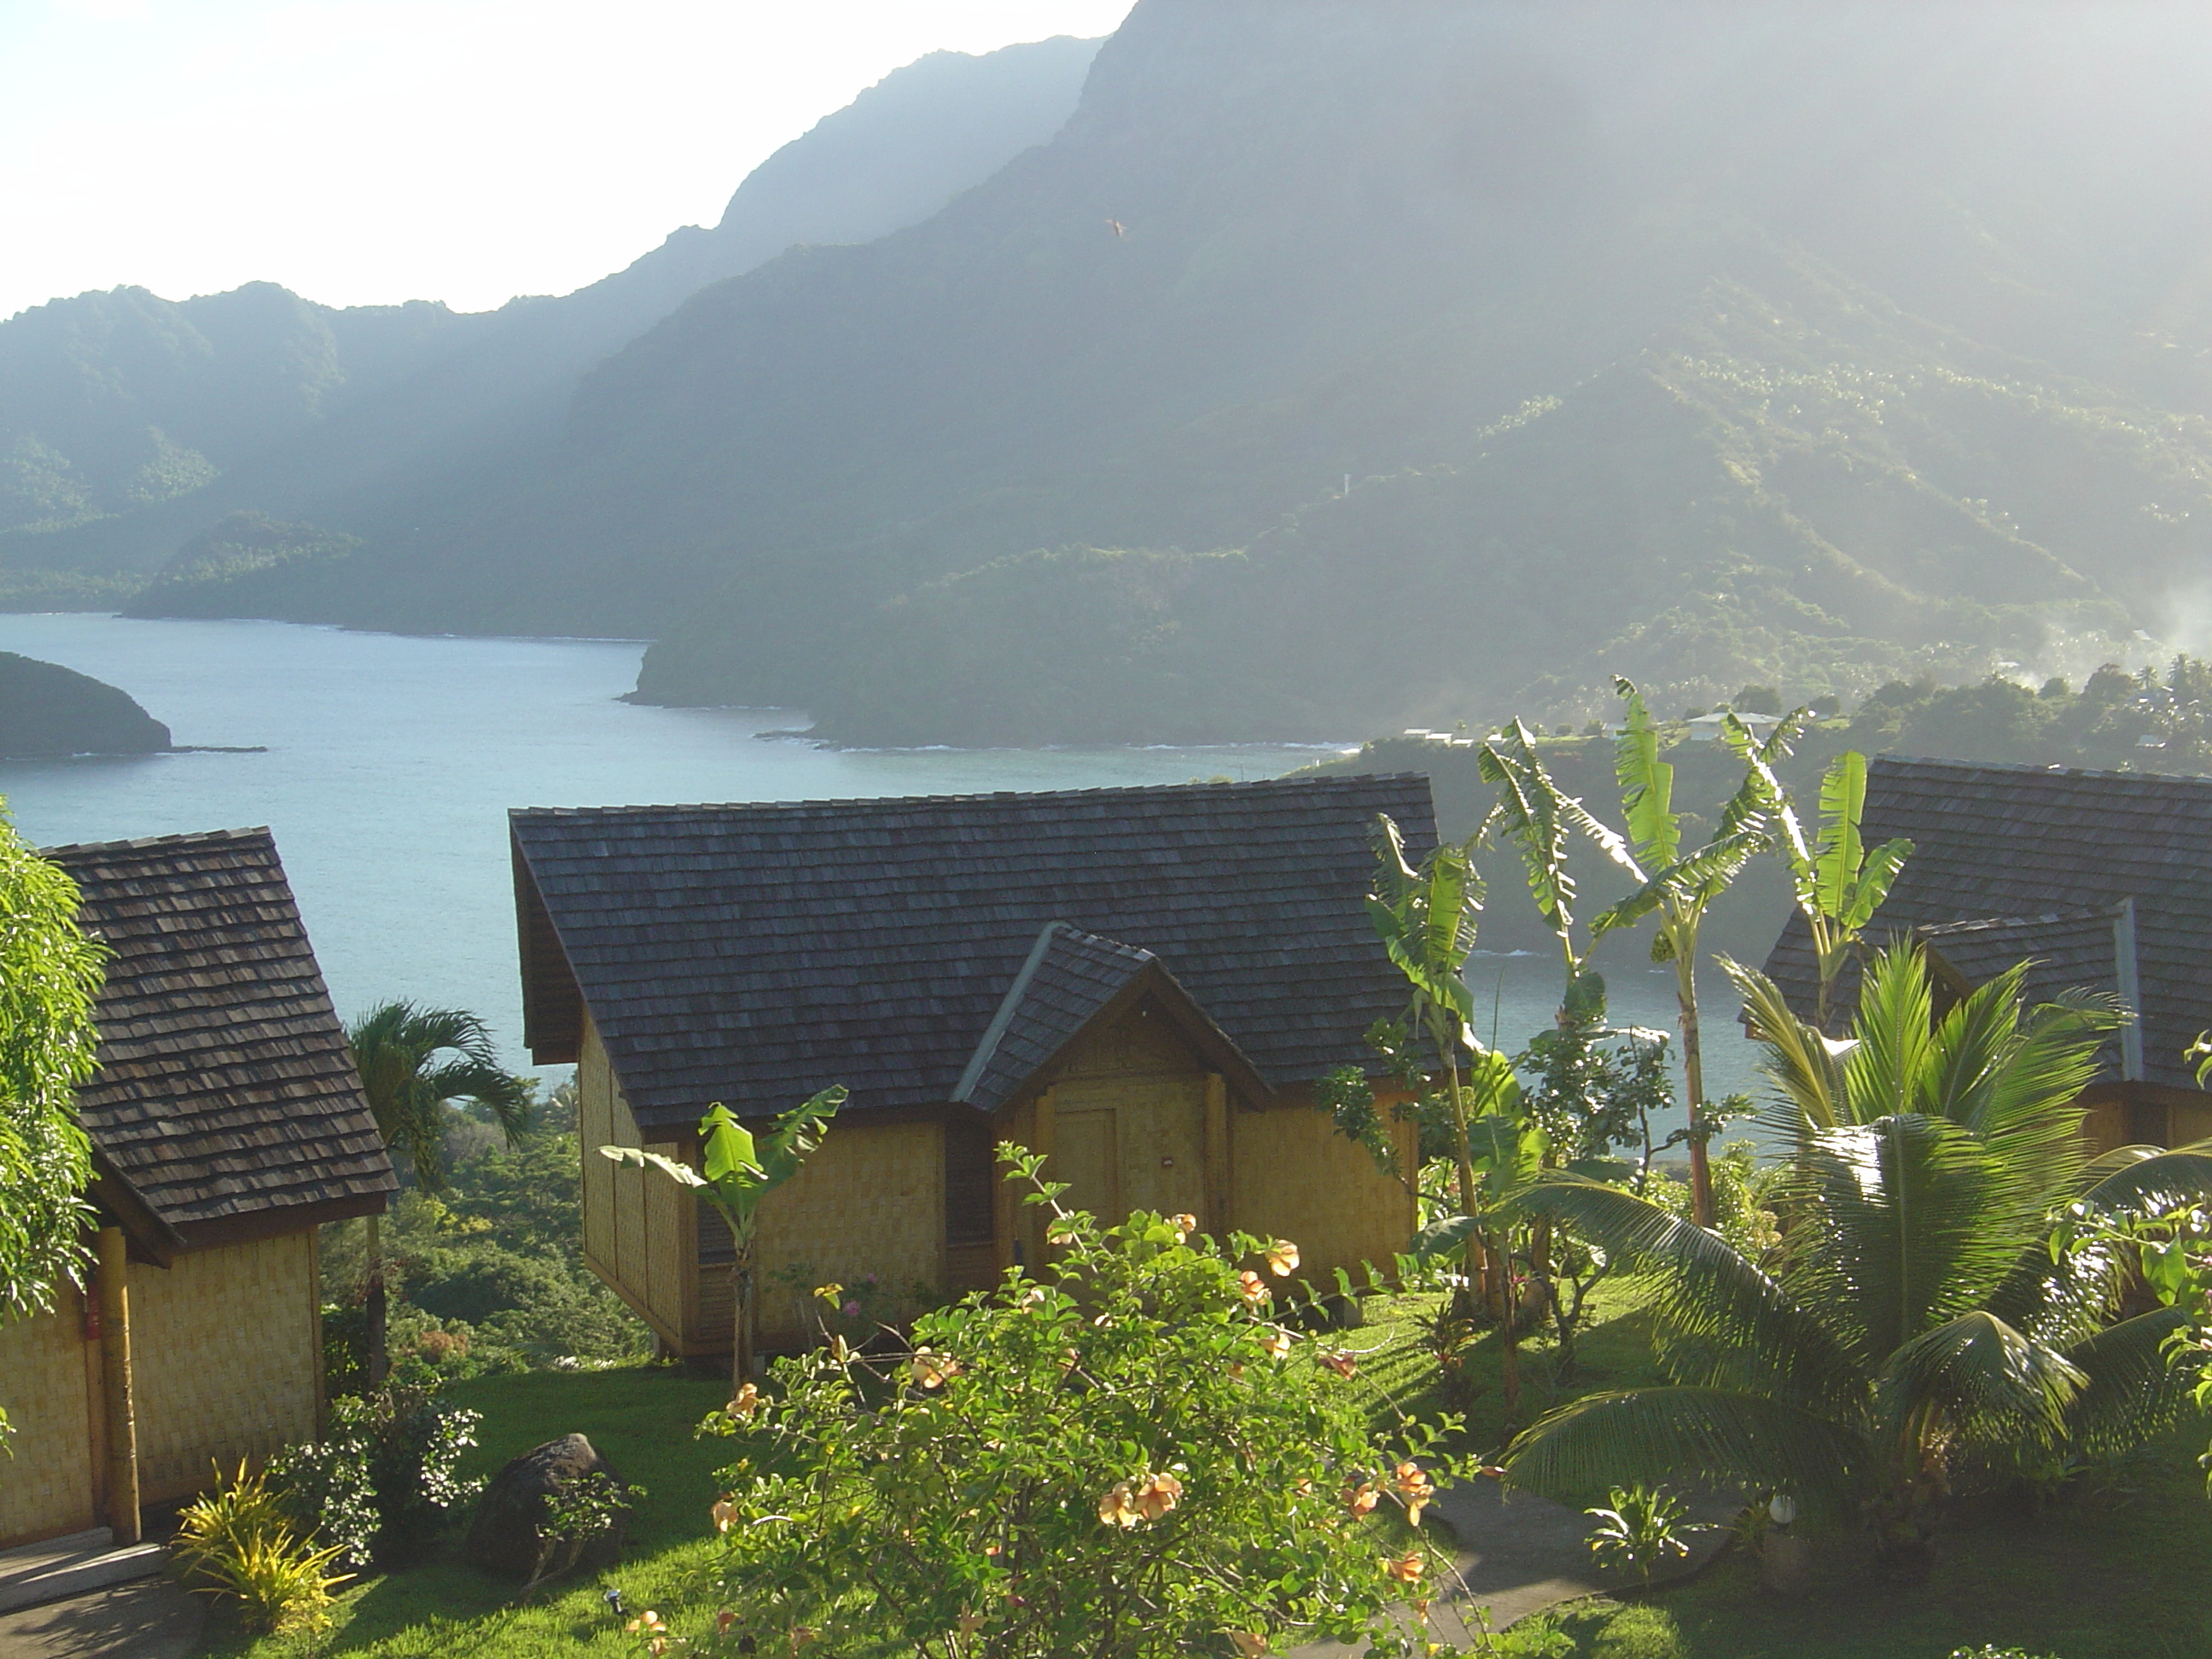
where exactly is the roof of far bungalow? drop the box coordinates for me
[44,828,395,1260]
[509,775,1438,1133]
[1761,756,2212,1091]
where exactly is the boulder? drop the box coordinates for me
[463,1434,629,1582]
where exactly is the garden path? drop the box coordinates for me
[0,1575,201,1658]
[1286,1478,1735,1654]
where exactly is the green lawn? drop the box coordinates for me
[192,1290,2212,1658]
[195,1366,734,1657]
[1528,1425,2212,1659]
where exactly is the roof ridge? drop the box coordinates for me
[509,772,1423,822]
[1872,754,2212,790]
[41,825,276,858]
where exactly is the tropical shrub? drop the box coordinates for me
[689,1149,1499,1658]
[1504,946,2212,1579]
[266,1377,482,1567]
[1583,1484,1691,1584]
[172,1462,351,1633]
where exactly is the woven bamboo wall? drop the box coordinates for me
[0,1287,98,1547]
[1229,1087,1418,1294]
[129,1232,319,1504]
[753,1121,944,1350]
[578,1016,687,1345]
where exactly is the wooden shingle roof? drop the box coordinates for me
[510,775,1435,1132]
[1761,756,2212,1089]
[45,828,395,1252]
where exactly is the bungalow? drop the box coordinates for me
[1761,755,2212,1150]
[509,775,1431,1359]
[0,830,394,1551]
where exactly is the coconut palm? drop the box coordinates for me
[1503,945,2212,1577]
[346,1000,532,1383]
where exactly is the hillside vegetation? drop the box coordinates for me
[0,37,1100,586]
[16,2,2212,746]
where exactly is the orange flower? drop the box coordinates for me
[1237,1270,1271,1304]
[1318,1348,1357,1379]
[1230,1633,1270,1656]
[1260,1326,1293,1361]
[1383,1551,1426,1584]
[727,1382,762,1417]
[1133,1471,1185,1522]
[1098,1480,1142,1528]
[911,1348,962,1389]
[1393,1460,1435,1526]
[711,1495,740,1534]
[1345,1481,1380,1517]
[625,1610,668,1635]
[1170,1213,1199,1240]
[1266,1239,1301,1277]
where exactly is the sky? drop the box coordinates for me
[0,0,1138,321]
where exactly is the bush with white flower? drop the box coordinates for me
[678,1147,1544,1658]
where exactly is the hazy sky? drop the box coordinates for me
[0,0,1137,321]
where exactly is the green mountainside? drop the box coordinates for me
[18,2,2212,747]
[0,651,170,756]
[0,37,1100,588]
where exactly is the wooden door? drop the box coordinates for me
[1051,1077,1207,1228]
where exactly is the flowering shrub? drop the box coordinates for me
[266,1377,482,1568]
[682,1149,1528,1658]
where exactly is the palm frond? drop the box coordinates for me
[1842,946,1935,1125]
[1504,1387,1866,1509]
[2055,1307,2195,1459]
[1780,1115,2023,1364]
[345,998,530,1190]
[1720,956,1845,1132]
[2077,1141,2212,1216]
[1871,1310,2083,1444]
[1513,1174,1863,1414]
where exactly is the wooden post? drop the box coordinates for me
[1202,1074,1231,1236]
[96,1226,141,1546]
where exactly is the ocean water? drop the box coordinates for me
[0,614,1762,1141]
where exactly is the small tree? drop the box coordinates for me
[1588,682,1798,1225]
[0,802,105,1450]
[687,1150,1555,1659]
[1757,749,1915,1032]
[346,1001,533,1385]
[602,1088,843,1388]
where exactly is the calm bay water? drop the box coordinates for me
[0,614,1757,1138]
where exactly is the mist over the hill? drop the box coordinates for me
[11,2,2212,744]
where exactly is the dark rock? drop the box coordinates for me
[463,1434,629,1583]
[0,653,169,757]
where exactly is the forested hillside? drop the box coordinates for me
[0,36,1100,589]
[19,1,2212,747]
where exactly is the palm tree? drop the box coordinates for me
[346,1001,531,1384]
[1502,946,2212,1578]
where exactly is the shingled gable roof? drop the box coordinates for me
[951,923,1270,1117]
[510,774,1435,1133]
[44,828,396,1258]
[1761,756,2212,1089]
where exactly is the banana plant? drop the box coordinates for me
[1752,748,1915,1032]
[602,1086,845,1388]
[1476,719,1644,989]
[1588,682,1805,1226]
[1365,814,1484,1220]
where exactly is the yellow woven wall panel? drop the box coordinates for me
[753,1121,944,1350]
[0,1289,98,1546]
[1229,1094,1417,1295]
[129,1233,319,1504]
[579,1020,616,1267]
